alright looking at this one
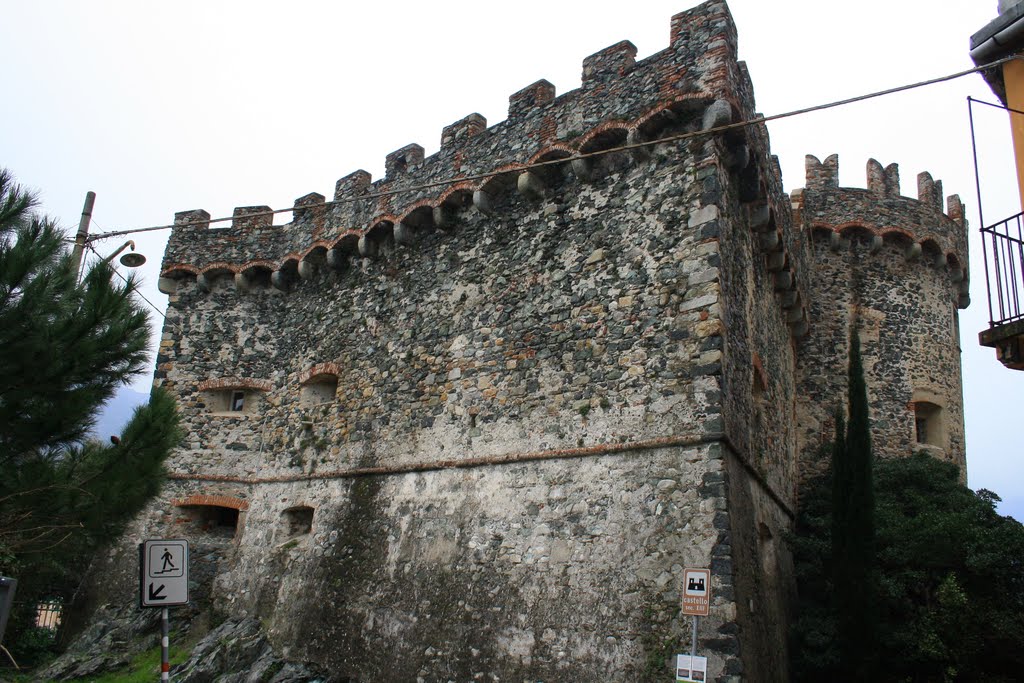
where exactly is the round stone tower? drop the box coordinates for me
[794,154,969,476]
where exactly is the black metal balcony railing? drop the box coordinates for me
[981,212,1024,327]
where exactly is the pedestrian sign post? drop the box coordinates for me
[139,540,189,608]
[681,567,711,617]
[140,540,188,682]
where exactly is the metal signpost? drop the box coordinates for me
[677,568,712,681]
[140,540,189,682]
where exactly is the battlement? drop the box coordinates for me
[802,154,965,220]
[795,154,969,306]
[159,0,753,293]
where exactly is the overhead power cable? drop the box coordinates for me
[86,55,1021,243]
[85,243,166,319]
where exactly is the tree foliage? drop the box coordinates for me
[792,324,1024,681]
[793,455,1024,682]
[0,169,180,664]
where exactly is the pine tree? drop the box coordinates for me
[0,171,151,462]
[0,169,181,664]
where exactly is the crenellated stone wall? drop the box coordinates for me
[156,1,762,296]
[76,2,969,682]
[794,154,969,478]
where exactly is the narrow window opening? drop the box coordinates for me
[752,372,766,399]
[202,385,265,415]
[913,401,944,448]
[915,415,928,444]
[758,521,777,577]
[751,353,767,400]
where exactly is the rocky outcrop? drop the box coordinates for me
[174,618,327,683]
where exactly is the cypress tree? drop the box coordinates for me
[831,326,877,679]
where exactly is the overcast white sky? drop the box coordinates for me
[2,1,1020,517]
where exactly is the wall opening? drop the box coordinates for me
[34,597,63,630]
[751,352,768,399]
[179,504,240,537]
[914,401,945,448]
[204,389,249,414]
[280,505,314,542]
[300,375,338,406]
[758,521,777,578]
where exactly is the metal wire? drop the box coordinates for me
[85,244,166,319]
[85,55,1024,243]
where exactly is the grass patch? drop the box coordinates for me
[67,634,196,683]
[1,672,36,683]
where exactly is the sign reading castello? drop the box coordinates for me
[682,568,712,617]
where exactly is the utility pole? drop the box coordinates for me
[69,191,96,281]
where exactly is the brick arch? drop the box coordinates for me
[475,163,523,195]
[577,123,629,153]
[836,223,877,246]
[279,254,301,269]
[199,261,240,277]
[527,144,575,165]
[808,225,836,241]
[397,199,436,224]
[879,228,916,247]
[331,232,361,253]
[173,494,249,511]
[366,213,399,228]
[299,361,341,385]
[634,94,711,139]
[196,377,273,393]
[237,260,277,275]
[436,181,475,208]
[299,240,334,263]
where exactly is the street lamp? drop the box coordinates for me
[103,240,147,268]
[68,192,147,279]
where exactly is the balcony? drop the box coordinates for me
[980,211,1024,369]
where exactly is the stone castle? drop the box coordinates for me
[84,1,968,680]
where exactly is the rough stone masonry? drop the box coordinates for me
[69,1,969,681]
